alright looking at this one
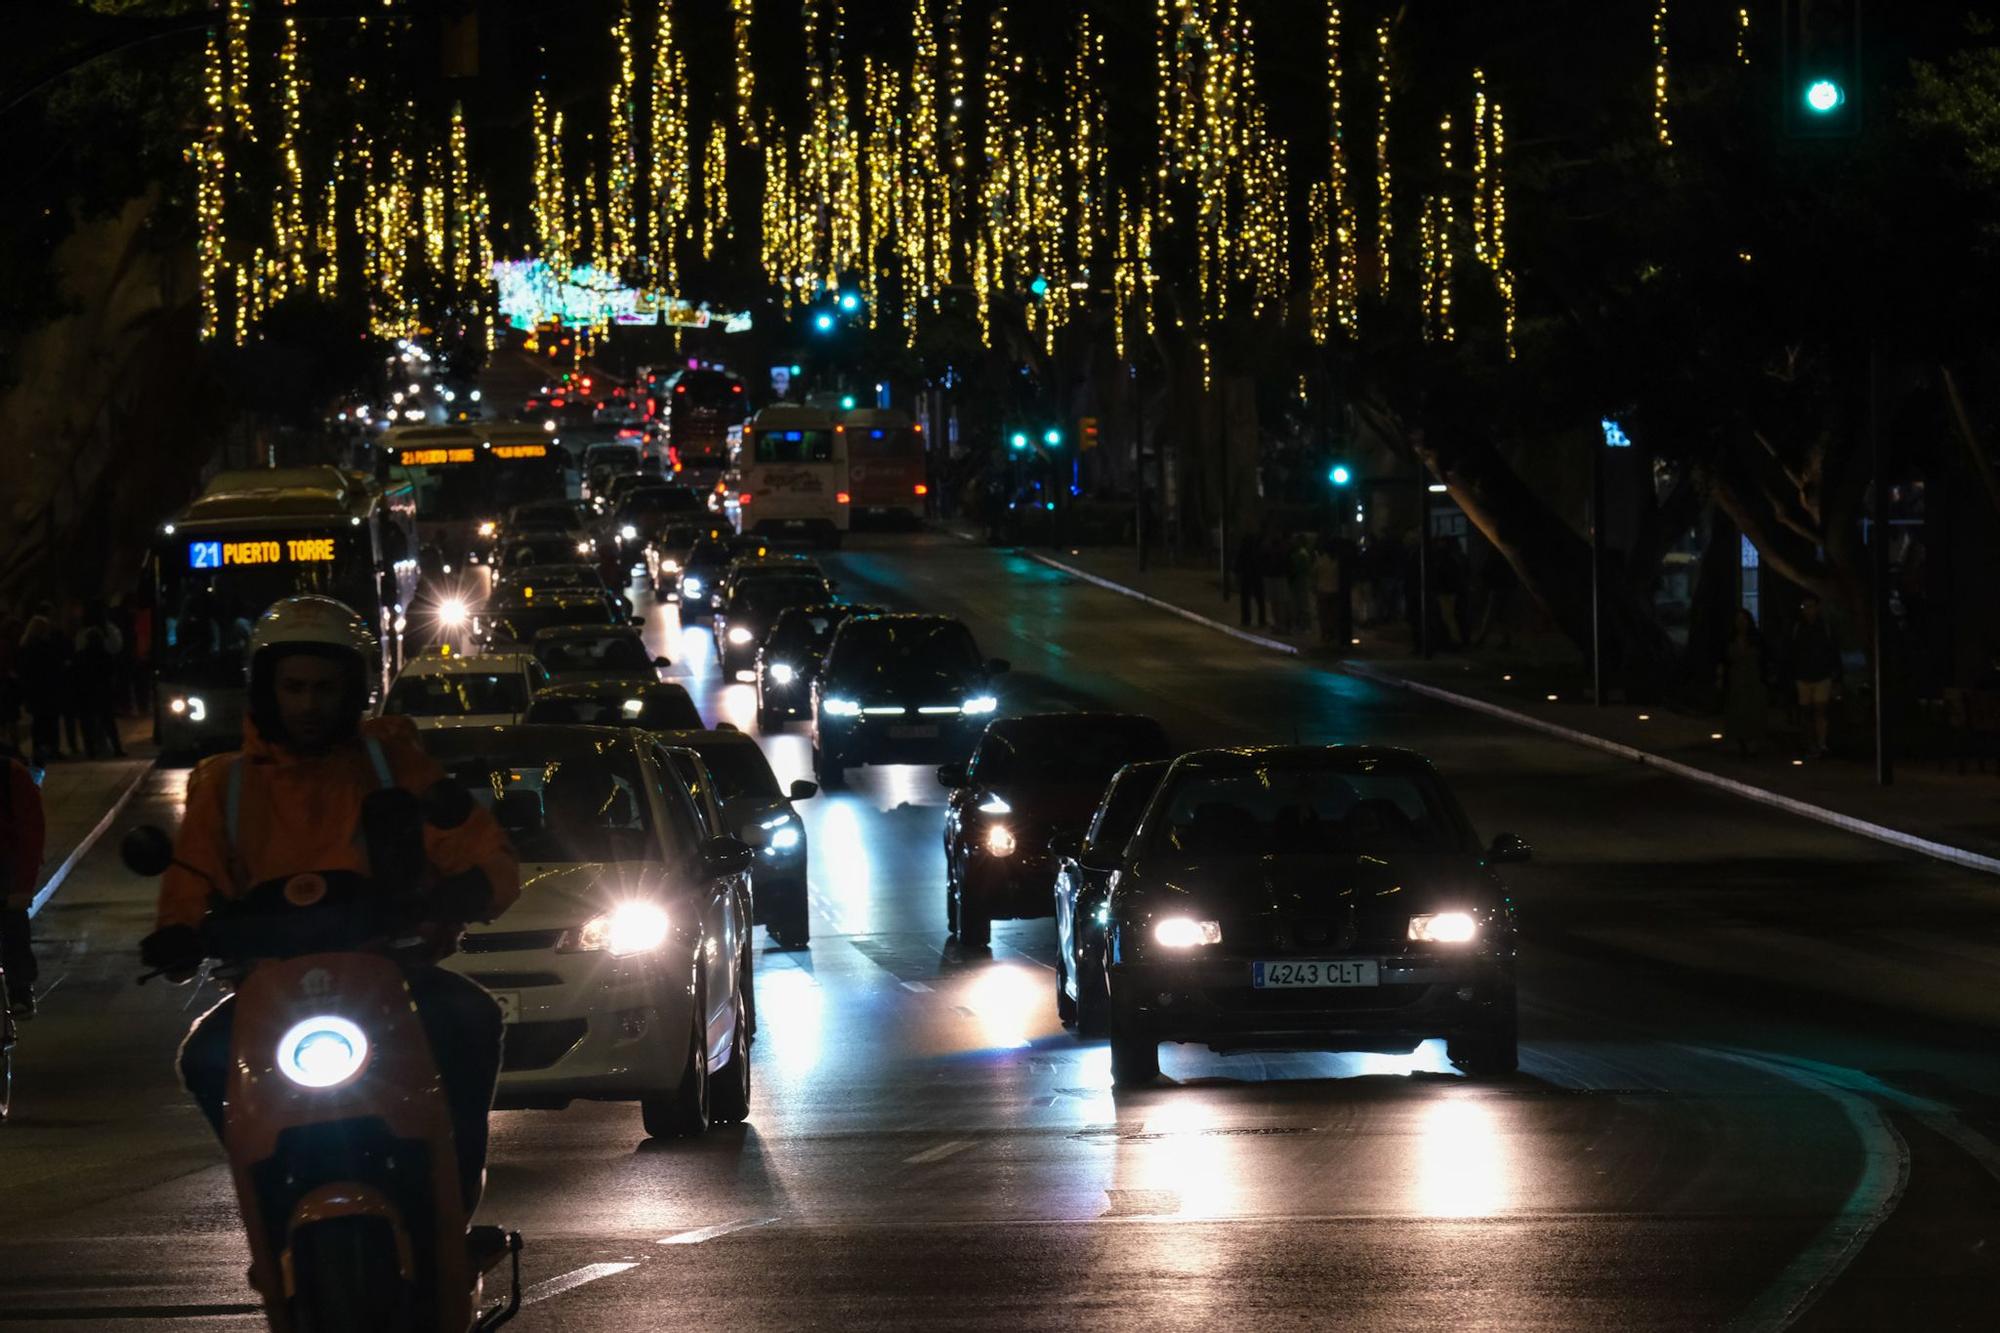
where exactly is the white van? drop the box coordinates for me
[728,405,850,548]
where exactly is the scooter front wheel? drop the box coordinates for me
[290,1217,416,1333]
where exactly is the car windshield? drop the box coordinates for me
[686,539,731,568]
[768,606,869,657]
[489,601,612,640]
[1150,762,1466,857]
[504,536,588,566]
[429,733,668,864]
[535,633,652,674]
[524,686,703,731]
[689,741,781,800]
[383,671,527,717]
[972,718,1170,788]
[586,446,640,472]
[1086,762,1173,855]
[730,577,830,617]
[829,619,981,682]
[503,566,597,592]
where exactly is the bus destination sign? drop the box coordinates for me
[187,538,338,569]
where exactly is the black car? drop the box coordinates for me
[939,713,1172,949]
[1100,745,1527,1087]
[676,534,768,611]
[495,528,596,573]
[524,678,705,731]
[714,570,834,680]
[809,614,1008,787]
[493,562,633,621]
[530,624,670,685]
[1052,758,1172,1034]
[611,485,704,562]
[482,594,620,649]
[652,728,819,948]
[753,602,885,730]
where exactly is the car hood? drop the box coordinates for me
[406,712,521,730]
[831,668,983,705]
[984,782,1107,827]
[1125,850,1498,919]
[468,860,674,933]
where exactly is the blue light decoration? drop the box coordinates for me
[1601,417,1633,448]
[1044,501,1056,511]
[490,259,750,332]
[1804,78,1844,114]
[840,394,857,410]
[1028,276,1050,298]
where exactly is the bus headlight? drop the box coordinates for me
[169,696,208,723]
[822,697,860,717]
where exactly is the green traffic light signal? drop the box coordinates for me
[1009,432,1029,451]
[1328,463,1353,487]
[1043,427,1063,447]
[1803,78,1843,113]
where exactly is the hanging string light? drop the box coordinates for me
[1471,67,1490,263]
[730,0,758,147]
[1374,21,1393,296]
[1652,0,1673,147]
[1420,116,1455,342]
[1308,180,1334,344]
[192,20,227,340]
[649,0,690,292]
[224,0,255,144]
[1490,99,1516,358]
[1326,1,1358,333]
[607,0,638,272]
[1736,7,1750,65]
[274,1,306,292]
[702,119,728,259]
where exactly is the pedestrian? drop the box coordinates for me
[1236,527,1267,629]
[1473,548,1518,650]
[1718,607,1770,757]
[1786,594,1842,758]
[0,739,45,1019]
[17,615,66,769]
[75,600,126,758]
[1313,542,1343,647]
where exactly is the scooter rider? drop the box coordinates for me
[139,595,521,1211]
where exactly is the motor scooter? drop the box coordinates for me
[123,785,521,1332]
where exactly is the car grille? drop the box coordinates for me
[466,971,564,989]
[1204,984,1432,1012]
[461,928,565,954]
[503,1018,588,1071]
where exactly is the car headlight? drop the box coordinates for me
[576,540,593,555]
[438,598,468,627]
[1153,917,1222,948]
[768,662,796,685]
[1092,901,1112,925]
[682,575,704,596]
[1408,911,1478,943]
[769,824,802,852]
[477,521,497,538]
[620,524,638,541]
[984,824,1017,857]
[962,694,998,715]
[660,557,681,573]
[822,696,860,717]
[276,1016,370,1089]
[571,901,672,956]
[171,695,209,723]
[727,625,755,645]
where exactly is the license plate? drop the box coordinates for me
[889,724,938,739]
[492,991,521,1023]
[1252,960,1379,989]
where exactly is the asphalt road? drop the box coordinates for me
[4,530,1997,1331]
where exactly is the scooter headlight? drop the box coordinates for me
[276,1016,370,1089]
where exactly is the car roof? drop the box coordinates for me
[531,623,641,641]
[491,592,604,610]
[398,652,534,678]
[646,727,759,748]
[421,723,643,761]
[985,711,1161,733]
[533,678,689,700]
[1166,744,1440,775]
[777,602,878,619]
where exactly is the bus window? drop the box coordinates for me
[753,430,834,464]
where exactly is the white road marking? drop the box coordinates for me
[29,762,151,917]
[657,1215,780,1246]
[899,980,933,992]
[1689,1047,1911,1332]
[904,1139,975,1165]
[520,1261,640,1307]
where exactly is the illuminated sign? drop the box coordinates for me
[491,444,549,460]
[490,259,753,334]
[187,538,337,568]
[397,447,476,465]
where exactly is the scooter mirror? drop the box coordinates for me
[120,824,175,877]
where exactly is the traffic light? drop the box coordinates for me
[1328,463,1353,487]
[1782,0,1861,139]
[812,311,837,333]
[1029,275,1050,299]
[838,291,863,313]
[1042,427,1063,447]
[1009,432,1030,451]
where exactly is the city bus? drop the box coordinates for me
[651,366,749,479]
[840,406,927,526]
[728,404,849,548]
[152,466,417,758]
[380,424,573,585]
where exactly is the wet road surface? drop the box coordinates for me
[4,531,1997,1331]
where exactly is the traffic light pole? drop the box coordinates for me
[1869,347,1892,785]
[1591,432,1605,707]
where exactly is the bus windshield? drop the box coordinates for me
[157,529,377,665]
[753,429,835,464]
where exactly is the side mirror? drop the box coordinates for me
[985,658,1011,675]
[120,824,175,877]
[1487,832,1533,865]
[937,761,969,789]
[789,779,819,801]
[653,655,672,668]
[699,834,755,878]
[1047,832,1082,861]
[629,616,646,627]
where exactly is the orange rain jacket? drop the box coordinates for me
[158,715,520,931]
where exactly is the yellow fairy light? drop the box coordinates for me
[1471,68,1490,264]
[1375,21,1393,295]
[193,20,227,339]
[1327,1,1358,332]
[1308,180,1333,343]
[702,119,728,259]
[608,0,638,271]
[224,0,255,143]
[275,2,306,292]
[731,0,757,146]
[1736,7,1750,65]
[1420,117,1455,342]
[649,0,690,291]
[1653,0,1673,147]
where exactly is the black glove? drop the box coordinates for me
[139,924,204,980]
[429,868,496,923]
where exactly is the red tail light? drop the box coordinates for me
[914,483,929,496]
[738,492,753,504]
[732,384,743,393]
[836,491,851,505]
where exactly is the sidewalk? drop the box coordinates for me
[1011,538,2000,873]
[18,717,155,917]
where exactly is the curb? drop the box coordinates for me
[1019,551,1302,657]
[1341,660,2000,878]
[29,761,152,918]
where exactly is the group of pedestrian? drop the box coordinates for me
[1234,526,1350,647]
[1717,594,1844,759]
[1,599,143,769]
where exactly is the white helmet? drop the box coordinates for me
[248,595,376,665]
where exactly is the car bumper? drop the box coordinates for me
[758,679,810,716]
[961,849,1057,920]
[818,716,982,766]
[1108,953,1513,1053]
[446,942,695,1106]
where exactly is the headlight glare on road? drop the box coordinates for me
[276,1016,370,1089]
[769,662,796,685]
[660,558,681,573]
[1153,917,1222,949]
[1408,911,1478,943]
[961,694,998,715]
[822,696,861,717]
[984,824,1017,857]
[727,625,755,645]
[575,901,672,957]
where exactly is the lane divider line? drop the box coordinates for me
[1685,1046,1911,1333]
[657,1216,780,1246]
[1343,661,2000,878]
[1019,552,1301,656]
[30,762,153,918]
[520,1261,640,1307]
[900,980,934,992]
[904,1139,975,1165]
